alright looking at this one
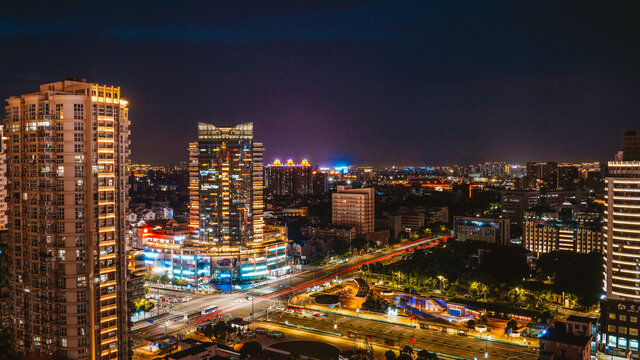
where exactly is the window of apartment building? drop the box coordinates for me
[73,133,84,142]
[73,104,84,119]
[56,222,65,233]
[56,208,64,219]
[60,338,67,348]
[75,221,84,233]
[74,144,84,153]
[75,193,84,205]
[620,326,628,335]
[631,328,639,336]
[77,327,87,336]
[78,315,87,325]
[77,304,87,313]
[56,193,65,206]
[608,324,617,332]
[75,166,84,177]
[55,104,63,119]
[58,303,66,312]
[76,236,86,247]
[57,165,64,177]
[75,208,84,219]
[621,315,628,321]
[75,180,84,191]
[632,316,638,323]
[74,122,84,130]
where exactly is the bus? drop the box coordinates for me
[185,310,202,321]
[202,305,218,316]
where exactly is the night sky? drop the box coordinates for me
[1,1,639,166]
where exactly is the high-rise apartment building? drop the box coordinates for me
[189,123,287,281]
[332,186,374,235]
[4,79,130,359]
[601,131,640,356]
[265,159,313,197]
[0,125,6,231]
[526,162,558,189]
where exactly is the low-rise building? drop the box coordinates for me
[539,317,595,360]
[524,205,603,254]
[453,216,511,245]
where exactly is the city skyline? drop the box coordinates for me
[2,2,640,165]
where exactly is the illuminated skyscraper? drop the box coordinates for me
[4,79,130,359]
[189,123,286,281]
[601,131,640,356]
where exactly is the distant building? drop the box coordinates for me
[453,216,510,245]
[301,223,357,246]
[332,186,375,235]
[382,207,449,237]
[557,164,579,190]
[265,158,312,196]
[478,162,508,178]
[500,190,583,225]
[523,205,603,254]
[526,162,558,189]
[539,316,595,360]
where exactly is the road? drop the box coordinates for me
[132,236,443,343]
[269,311,537,360]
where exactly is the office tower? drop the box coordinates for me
[264,158,314,197]
[332,185,374,234]
[4,79,130,359]
[601,131,640,356]
[189,123,287,281]
[523,206,603,254]
[189,122,260,245]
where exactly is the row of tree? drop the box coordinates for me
[362,239,603,309]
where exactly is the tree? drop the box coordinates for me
[212,321,232,341]
[417,350,438,360]
[467,319,476,329]
[385,350,397,360]
[203,324,214,340]
[240,341,262,359]
[400,346,414,356]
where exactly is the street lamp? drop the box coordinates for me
[437,275,444,291]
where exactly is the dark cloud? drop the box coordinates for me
[1,0,639,166]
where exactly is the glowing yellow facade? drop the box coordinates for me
[4,79,130,360]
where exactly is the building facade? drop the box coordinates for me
[0,125,6,231]
[4,79,130,359]
[524,207,603,254]
[265,159,314,197]
[601,131,640,358]
[453,216,510,245]
[332,186,375,235]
